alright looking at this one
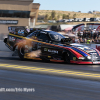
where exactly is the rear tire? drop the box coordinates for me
[64,52,70,64]
[18,44,25,60]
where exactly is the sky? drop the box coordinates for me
[33,0,100,13]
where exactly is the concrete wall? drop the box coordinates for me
[0,0,32,11]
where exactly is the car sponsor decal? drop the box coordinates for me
[48,56,51,58]
[44,48,48,51]
[18,30,24,35]
[48,49,58,54]
[37,43,42,49]
[73,57,76,61]
[8,36,16,42]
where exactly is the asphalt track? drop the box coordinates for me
[0,70,100,100]
[0,51,100,80]
[0,51,100,99]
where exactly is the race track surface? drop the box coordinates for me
[0,51,100,100]
[0,70,100,100]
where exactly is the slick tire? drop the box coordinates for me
[64,52,70,64]
[18,44,25,60]
[42,57,50,63]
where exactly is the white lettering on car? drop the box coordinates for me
[48,49,58,54]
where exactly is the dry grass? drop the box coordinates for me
[36,21,100,26]
[38,10,100,19]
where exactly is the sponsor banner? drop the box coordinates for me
[91,44,100,52]
[76,25,85,31]
[0,20,18,24]
[87,24,100,31]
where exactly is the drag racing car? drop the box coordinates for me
[4,26,100,64]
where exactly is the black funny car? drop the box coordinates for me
[4,26,100,64]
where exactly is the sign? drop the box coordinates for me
[78,27,82,31]
[91,44,100,52]
[0,20,18,24]
[96,45,100,52]
[96,26,100,31]
[44,48,48,51]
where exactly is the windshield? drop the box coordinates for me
[49,31,65,41]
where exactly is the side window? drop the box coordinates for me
[38,33,49,42]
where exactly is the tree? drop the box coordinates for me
[54,17,57,20]
[48,16,52,20]
[68,13,70,16]
[57,15,60,20]
[66,15,69,19]
[51,10,56,19]
[73,13,76,19]
[44,14,49,21]
[63,14,66,19]
[62,14,69,19]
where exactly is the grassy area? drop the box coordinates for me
[36,21,100,26]
[38,10,100,19]
[37,10,100,26]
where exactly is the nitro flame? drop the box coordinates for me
[16,36,41,58]
[26,50,41,58]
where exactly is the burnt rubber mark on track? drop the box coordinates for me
[0,63,100,80]
[0,57,19,60]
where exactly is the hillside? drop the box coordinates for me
[38,10,100,19]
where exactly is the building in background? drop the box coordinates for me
[0,0,40,39]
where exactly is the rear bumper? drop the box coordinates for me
[70,60,100,64]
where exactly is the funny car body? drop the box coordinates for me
[4,26,100,64]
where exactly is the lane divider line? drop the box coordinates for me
[0,63,100,78]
